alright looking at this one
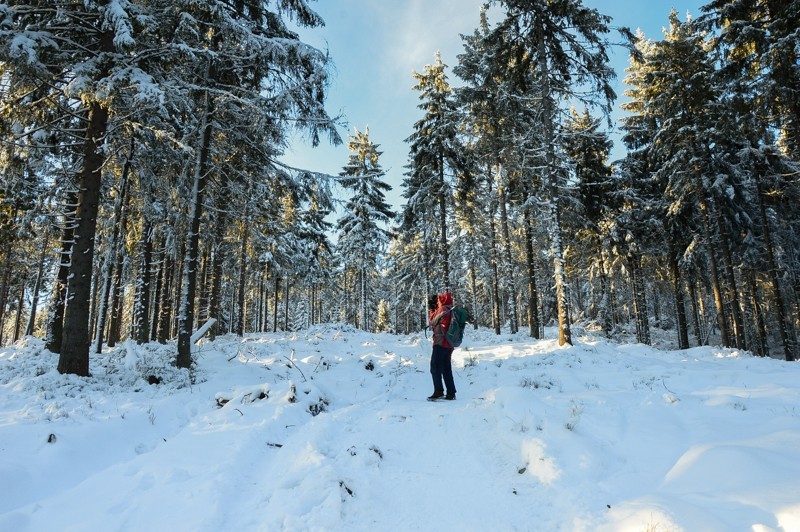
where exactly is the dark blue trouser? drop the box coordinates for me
[430,344,456,395]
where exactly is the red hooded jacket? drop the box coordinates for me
[429,292,454,349]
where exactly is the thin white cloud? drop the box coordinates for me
[383,0,487,75]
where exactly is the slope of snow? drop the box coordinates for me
[1,325,799,531]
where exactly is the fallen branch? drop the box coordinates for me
[283,350,307,382]
[191,318,217,344]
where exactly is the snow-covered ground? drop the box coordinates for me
[1,324,799,531]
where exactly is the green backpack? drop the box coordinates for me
[434,306,469,347]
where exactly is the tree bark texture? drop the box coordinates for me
[177,85,214,369]
[45,195,76,354]
[95,142,132,353]
[58,99,110,376]
[537,20,571,346]
[524,209,540,338]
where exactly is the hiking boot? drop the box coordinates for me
[427,390,444,400]
[445,393,456,400]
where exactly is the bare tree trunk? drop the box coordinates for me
[25,232,49,337]
[235,212,250,337]
[669,250,690,349]
[172,246,185,340]
[59,96,110,376]
[497,171,518,334]
[208,179,231,340]
[438,151,450,288]
[272,276,279,333]
[45,195,75,353]
[257,275,265,332]
[755,172,794,360]
[177,77,214,369]
[95,141,132,352]
[469,258,479,330]
[268,271,274,331]
[150,241,164,342]
[210,251,224,336]
[687,275,703,347]
[487,169,501,335]
[716,212,747,349]
[134,220,153,343]
[284,278,290,331]
[524,208,540,338]
[359,267,366,330]
[12,288,24,343]
[537,22,571,346]
[309,284,315,327]
[697,194,730,348]
[0,249,10,346]
[629,253,650,345]
[197,246,210,325]
[597,253,612,336]
[157,254,174,344]
[747,269,769,357]
[107,183,132,349]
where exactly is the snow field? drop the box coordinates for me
[1,325,800,531]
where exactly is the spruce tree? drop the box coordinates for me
[479,0,623,345]
[336,128,394,331]
[405,53,468,291]
[701,0,800,158]
[562,108,617,337]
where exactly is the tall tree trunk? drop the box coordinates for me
[272,276,279,333]
[197,246,210,324]
[59,97,110,376]
[150,241,164,341]
[755,169,794,360]
[256,275,264,332]
[284,278,290,331]
[12,288,24,343]
[107,183,132,348]
[177,79,215,369]
[210,250,220,335]
[235,215,249,337]
[747,269,769,357]
[716,212,747,349]
[438,151,450,288]
[524,208,540,338]
[537,22,571,346]
[687,274,703,346]
[208,180,231,340]
[134,220,153,343]
[696,191,730,348]
[0,249,10,346]
[497,172,518,334]
[172,246,185,340]
[422,233,432,326]
[95,141,132,353]
[487,168,501,335]
[157,254,174,344]
[668,249,690,349]
[309,284,315,327]
[469,254,480,330]
[597,252,613,337]
[45,194,76,354]
[360,267,366,330]
[629,253,650,345]
[25,232,49,337]
[265,273,271,331]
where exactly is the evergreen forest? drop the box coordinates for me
[0,0,798,377]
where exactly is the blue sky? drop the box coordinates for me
[282,1,707,209]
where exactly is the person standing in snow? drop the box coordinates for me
[428,291,457,401]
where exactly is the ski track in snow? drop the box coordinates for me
[2,325,800,531]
